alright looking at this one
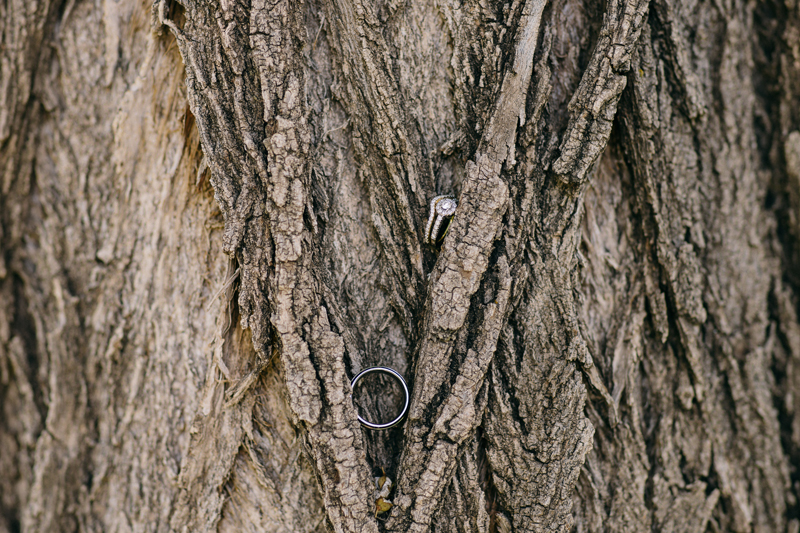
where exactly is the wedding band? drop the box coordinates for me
[350,367,410,430]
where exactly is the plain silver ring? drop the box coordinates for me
[350,367,410,430]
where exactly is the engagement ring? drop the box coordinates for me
[424,195,457,244]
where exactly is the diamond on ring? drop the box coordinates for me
[425,195,457,244]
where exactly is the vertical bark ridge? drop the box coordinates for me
[572,1,797,530]
[163,0,275,357]
[387,3,547,531]
[430,439,492,533]
[628,4,788,528]
[249,0,379,529]
[169,0,380,531]
[572,143,653,532]
[473,2,648,532]
[162,2,281,530]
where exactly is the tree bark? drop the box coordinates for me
[2,0,800,531]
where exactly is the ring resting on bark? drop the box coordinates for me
[350,367,410,430]
[424,195,457,244]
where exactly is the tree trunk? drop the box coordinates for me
[2,0,800,531]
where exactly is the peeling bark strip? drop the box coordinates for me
[553,0,649,186]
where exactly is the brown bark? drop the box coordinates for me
[2,0,800,532]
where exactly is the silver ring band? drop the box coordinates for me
[350,367,410,430]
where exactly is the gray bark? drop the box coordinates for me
[2,0,800,532]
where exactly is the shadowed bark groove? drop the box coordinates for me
[320,0,433,339]
[3,0,800,532]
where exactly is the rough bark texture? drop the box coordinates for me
[3,0,800,532]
